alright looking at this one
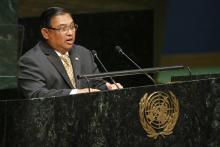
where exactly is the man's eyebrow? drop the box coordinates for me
[57,22,75,27]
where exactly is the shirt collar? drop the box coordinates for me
[55,50,69,57]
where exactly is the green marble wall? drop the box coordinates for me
[0,0,17,23]
[0,0,18,89]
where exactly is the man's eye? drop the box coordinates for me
[60,27,67,30]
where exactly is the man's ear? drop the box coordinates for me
[41,28,49,40]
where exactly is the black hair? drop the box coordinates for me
[40,7,72,28]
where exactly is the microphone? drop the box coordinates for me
[91,50,120,89]
[115,46,156,85]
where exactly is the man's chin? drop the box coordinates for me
[65,44,73,50]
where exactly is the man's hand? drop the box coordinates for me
[106,82,123,90]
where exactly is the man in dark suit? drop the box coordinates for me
[18,7,122,99]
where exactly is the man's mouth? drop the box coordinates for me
[66,38,74,45]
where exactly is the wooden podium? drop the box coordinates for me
[0,74,220,147]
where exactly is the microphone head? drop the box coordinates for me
[115,46,123,54]
[91,50,97,56]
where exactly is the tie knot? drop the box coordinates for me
[60,54,70,64]
[60,54,69,59]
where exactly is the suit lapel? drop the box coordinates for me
[39,41,74,89]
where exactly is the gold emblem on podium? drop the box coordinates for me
[139,91,179,139]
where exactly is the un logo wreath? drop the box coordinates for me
[139,91,179,139]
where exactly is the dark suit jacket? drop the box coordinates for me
[18,41,107,98]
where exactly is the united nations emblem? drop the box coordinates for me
[139,91,179,139]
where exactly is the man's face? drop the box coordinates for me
[42,13,76,54]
